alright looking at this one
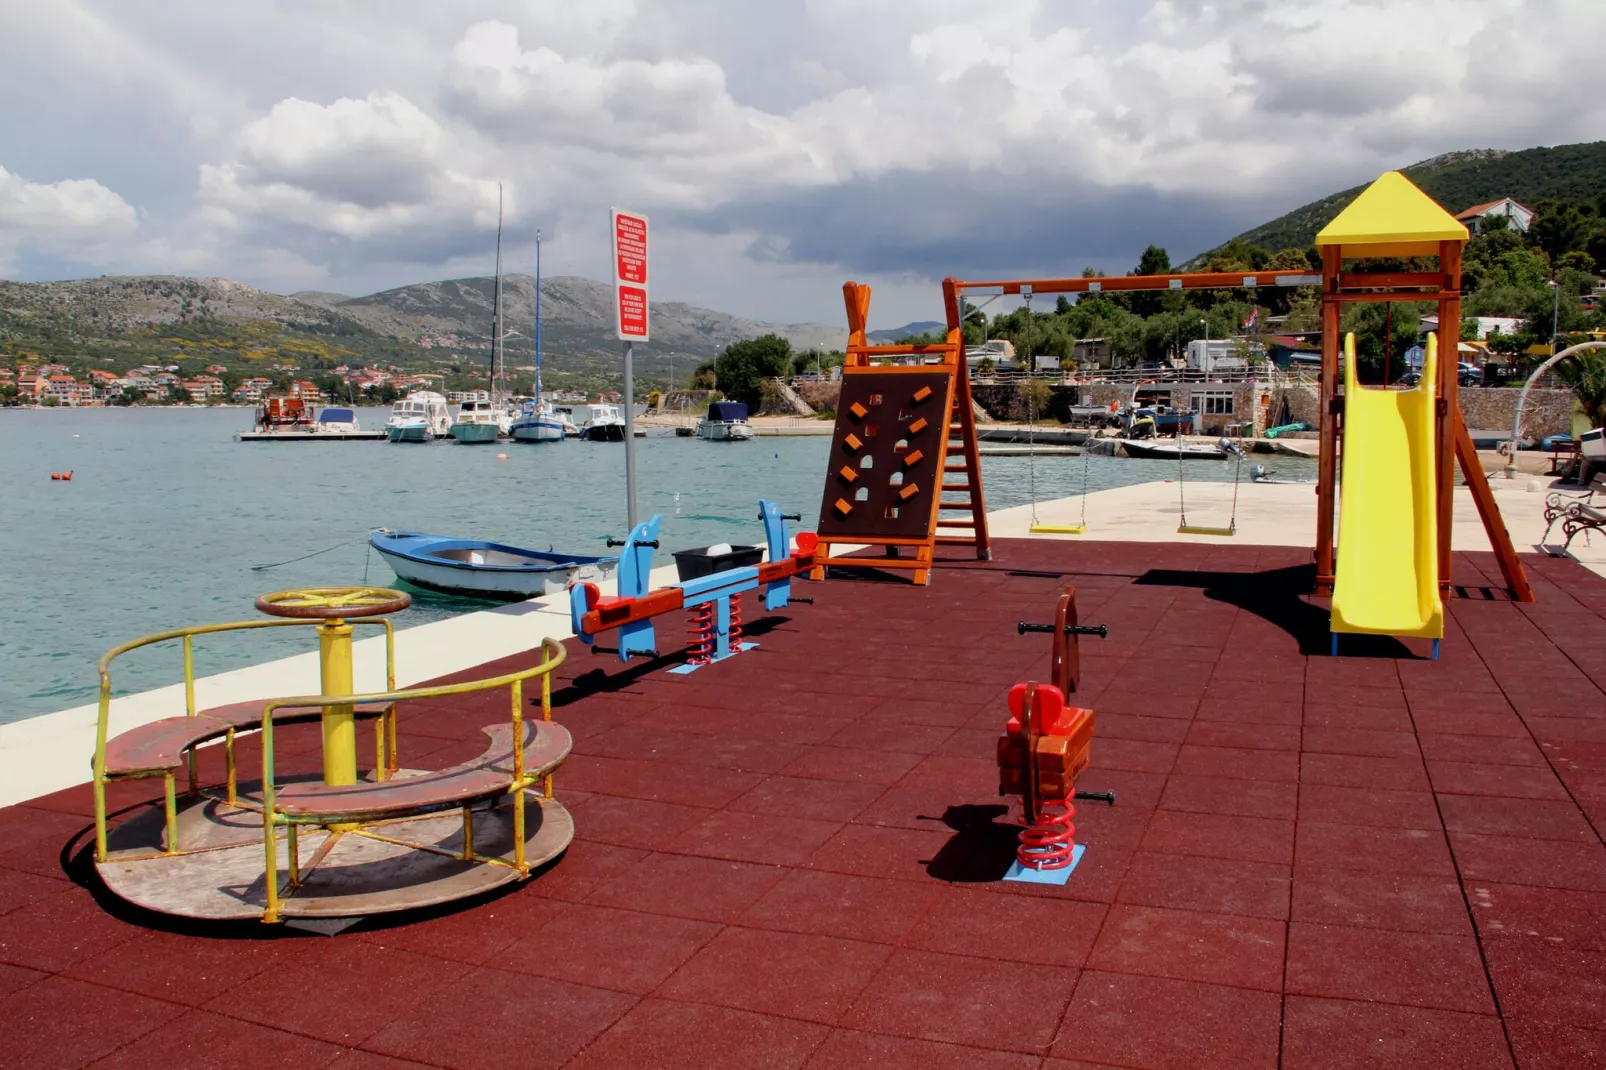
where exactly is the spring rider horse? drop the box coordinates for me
[997,584,1114,884]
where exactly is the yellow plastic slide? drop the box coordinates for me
[1330,332,1444,656]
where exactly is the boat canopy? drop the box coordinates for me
[319,408,355,422]
[707,401,749,422]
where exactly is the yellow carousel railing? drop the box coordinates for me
[92,617,397,862]
[257,637,567,923]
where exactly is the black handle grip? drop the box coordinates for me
[760,511,803,522]
[607,538,660,548]
[1018,622,1107,638]
[1074,789,1117,806]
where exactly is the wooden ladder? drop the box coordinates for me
[934,359,991,559]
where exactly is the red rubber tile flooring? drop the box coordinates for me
[4,540,1606,1068]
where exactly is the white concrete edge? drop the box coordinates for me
[0,560,681,808]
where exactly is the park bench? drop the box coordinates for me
[1544,473,1606,552]
[1548,438,1581,475]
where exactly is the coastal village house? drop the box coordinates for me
[1454,197,1534,234]
[232,377,274,402]
[44,374,93,405]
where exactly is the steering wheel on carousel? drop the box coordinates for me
[254,586,413,619]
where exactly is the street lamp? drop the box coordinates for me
[1550,279,1560,354]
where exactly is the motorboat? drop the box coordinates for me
[1583,426,1604,463]
[449,397,504,443]
[697,400,755,441]
[386,391,452,442]
[580,403,628,442]
[510,399,570,442]
[238,399,386,441]
[368,530,615,600]
[1121,439,1228,460]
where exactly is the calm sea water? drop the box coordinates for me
[0,407,1309,723]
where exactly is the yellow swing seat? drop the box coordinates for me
[1031,522,1087,535]
[1177,522,1236,537]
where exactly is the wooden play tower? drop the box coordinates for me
[1311,172,1532,602]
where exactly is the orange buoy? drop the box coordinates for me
[50,470,73,481]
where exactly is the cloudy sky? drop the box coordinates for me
[1,0,1600,327]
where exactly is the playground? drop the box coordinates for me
[3,172,1606,1067]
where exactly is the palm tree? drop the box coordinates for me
[1554,349,1606,428]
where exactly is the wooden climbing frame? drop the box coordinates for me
[811,281,990,584]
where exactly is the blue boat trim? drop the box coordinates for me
[369,531,611,574]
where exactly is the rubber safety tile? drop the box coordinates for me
[1052,969,1282,1070]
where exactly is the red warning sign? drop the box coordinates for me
[617,284,648,338]
[612,208,649,340]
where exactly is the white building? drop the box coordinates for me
[1454,198,1535,235]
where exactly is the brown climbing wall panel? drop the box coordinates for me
[817,369,954,541]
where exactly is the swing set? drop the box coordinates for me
[930,169,1532,607]
[978,274,1255,539]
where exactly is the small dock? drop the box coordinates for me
[236,429,388,441]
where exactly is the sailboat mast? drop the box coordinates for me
[535,228,543,406]
[492,184,503,405]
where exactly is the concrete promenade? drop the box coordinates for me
[3,476,1600,809]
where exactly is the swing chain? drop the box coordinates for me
[1079,432,1090,530]
[1024,289,1037,527]
[1176,423,1187,527]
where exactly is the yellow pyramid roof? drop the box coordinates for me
[1315,171,1467,249]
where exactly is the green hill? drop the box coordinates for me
[1190,141,1606,263]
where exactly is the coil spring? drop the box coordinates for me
[1017,796,1076,870]
[729,593,744,649]
[687,604,715,665]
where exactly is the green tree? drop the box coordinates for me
[1553,349,1606,428]
[1528,201,1592,263]
[1130,245,1172,315]
[1586,228,1606,274]
[714,334,792,407]
[1136,245,1171,275]
[1556,250,1595,275]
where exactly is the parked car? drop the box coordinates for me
[1400,363,1482,388]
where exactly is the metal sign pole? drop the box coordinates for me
[623,341,638,528]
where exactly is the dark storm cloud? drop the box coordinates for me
[676,168,1285,281]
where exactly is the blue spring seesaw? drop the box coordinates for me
[568,499,818,674]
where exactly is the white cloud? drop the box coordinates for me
[197,91,502,242]
[0,0,1602,324]
[0,165,138,234]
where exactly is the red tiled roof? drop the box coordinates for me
[3,541,1605,1067]
[1455,198,1532,220]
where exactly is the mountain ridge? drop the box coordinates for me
[0,273,848,378]
[1185,140,1606,265]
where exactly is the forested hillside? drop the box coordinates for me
[1197,142,1606,259]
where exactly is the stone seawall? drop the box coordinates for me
[789,378,1576,439]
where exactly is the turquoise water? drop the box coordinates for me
[0,408,1307,723]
